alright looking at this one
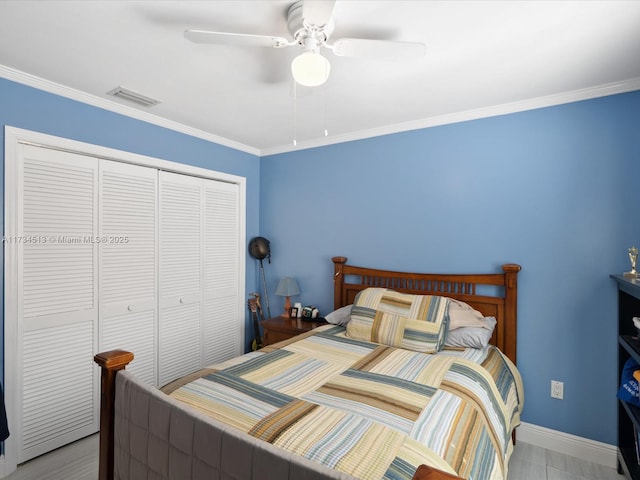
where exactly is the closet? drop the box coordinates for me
[4,128,245,467]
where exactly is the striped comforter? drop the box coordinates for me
[166,325,523,480]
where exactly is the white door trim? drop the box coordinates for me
[3,125,246,477]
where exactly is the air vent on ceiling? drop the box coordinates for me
[107,86,161,107]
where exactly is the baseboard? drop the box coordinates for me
[518,422,617,469]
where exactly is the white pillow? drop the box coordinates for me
[445,316,497,349]
[448,298,491,330]
[325,304,352,326]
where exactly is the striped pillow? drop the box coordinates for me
[346,288,450,353]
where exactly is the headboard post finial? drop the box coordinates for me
[332,256,347,265]
[94,350,134,480]
[332,257,347,310]
[501,263,522,273]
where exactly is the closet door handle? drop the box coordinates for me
[179,298,185,304]
[127,304,135,312]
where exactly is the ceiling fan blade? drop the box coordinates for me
[184,29,291,48]
[331,38,426,61]
[302,0,336,27]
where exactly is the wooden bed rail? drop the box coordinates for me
[94,350,134,480]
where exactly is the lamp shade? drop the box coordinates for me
[291,52,330,87]
[275,277,300,297]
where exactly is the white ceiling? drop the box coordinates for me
[1,1,640,156]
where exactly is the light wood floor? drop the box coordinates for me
[509,442,625,480]
[5,434,98,480]
[3,435,626,480]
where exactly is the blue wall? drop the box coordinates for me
[0,77,262,383]
[260,90,640,445]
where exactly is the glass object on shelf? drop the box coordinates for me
[625,246,638,278]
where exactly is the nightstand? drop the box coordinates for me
[260,316,328,345]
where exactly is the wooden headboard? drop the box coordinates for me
[332,257,521,364]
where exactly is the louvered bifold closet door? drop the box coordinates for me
[99,161,158,385]
[18,145,99,463]
[158,171,203,386]
[203,180,242,365]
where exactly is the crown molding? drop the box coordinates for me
[261,76,640,156]
[0,65,261,157]
[2,64,639,159]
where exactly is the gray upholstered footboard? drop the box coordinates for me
[114,370,358,480]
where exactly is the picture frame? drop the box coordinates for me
[289,307,298,318]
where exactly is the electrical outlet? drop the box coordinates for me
[551,380,564,400]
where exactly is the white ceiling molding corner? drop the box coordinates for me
[3,63,639,159]
[0,64,261,157]
[260,76,640,157]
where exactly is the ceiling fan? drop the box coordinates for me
[184,0,426,87]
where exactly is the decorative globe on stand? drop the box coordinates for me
[249,236,270,262]
[248,236,272,318]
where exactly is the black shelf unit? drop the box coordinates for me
[613,274,640,479]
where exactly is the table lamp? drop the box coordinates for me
[275,277,300,317]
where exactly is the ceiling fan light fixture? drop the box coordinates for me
[291,51,330,87]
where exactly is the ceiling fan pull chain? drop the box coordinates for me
[323,87,329,137]
[293,82,298,146]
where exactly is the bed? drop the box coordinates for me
[95,256,522,480]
